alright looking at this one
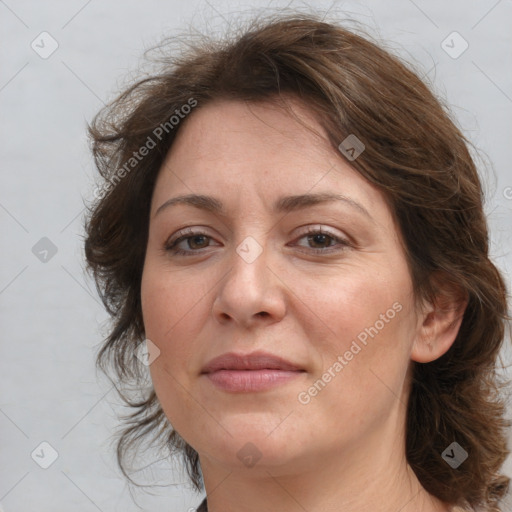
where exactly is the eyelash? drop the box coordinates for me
[164,226,351,257]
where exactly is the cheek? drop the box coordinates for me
[141,267,194,389]
[303,263,411,352]
[297,261,415,407]
[141,263,214,426]
[141,261,209,349]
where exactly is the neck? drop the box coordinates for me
[199,419,451,512]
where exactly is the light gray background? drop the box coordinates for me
[1,1,511,510]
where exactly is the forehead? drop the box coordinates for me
[168,97,330,165]
[151,98,386,221]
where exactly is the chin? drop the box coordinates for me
[197,422,306,469]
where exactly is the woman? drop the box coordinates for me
[84,12,510,512]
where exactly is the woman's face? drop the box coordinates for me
[141,98,423,476]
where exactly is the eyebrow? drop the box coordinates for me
[154,192,373,221]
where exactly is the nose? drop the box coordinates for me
[212,237,286,329]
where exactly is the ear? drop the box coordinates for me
[411,273,469,363]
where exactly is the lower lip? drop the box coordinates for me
[203,369,304,392]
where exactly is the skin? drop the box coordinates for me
[140,97,466,512]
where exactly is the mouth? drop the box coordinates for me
[201,350,304,373]
[201,351,305,392]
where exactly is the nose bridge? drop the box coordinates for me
[229,202,273,273]
[213,228,284,324]
[228,233,269,297]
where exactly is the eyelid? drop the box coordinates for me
[165,226,214,246]
[166,224,348,243]
[164,224,353,256]
[290,225,352,252]
[293,224,346,240]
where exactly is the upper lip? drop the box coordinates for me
[201,351,304,373]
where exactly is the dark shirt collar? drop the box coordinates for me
[196,497,208,512]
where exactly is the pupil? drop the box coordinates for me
[190,235,207,249]
[310,234,328,248]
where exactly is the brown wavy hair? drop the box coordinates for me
[83,11,511,511]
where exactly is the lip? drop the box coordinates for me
[201,351,306,392]
[201,351,303,373]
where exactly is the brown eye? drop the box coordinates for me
[165,231,216,255]
[306,232,334,249]
[293,227,351,255]
[185,234,210,250]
